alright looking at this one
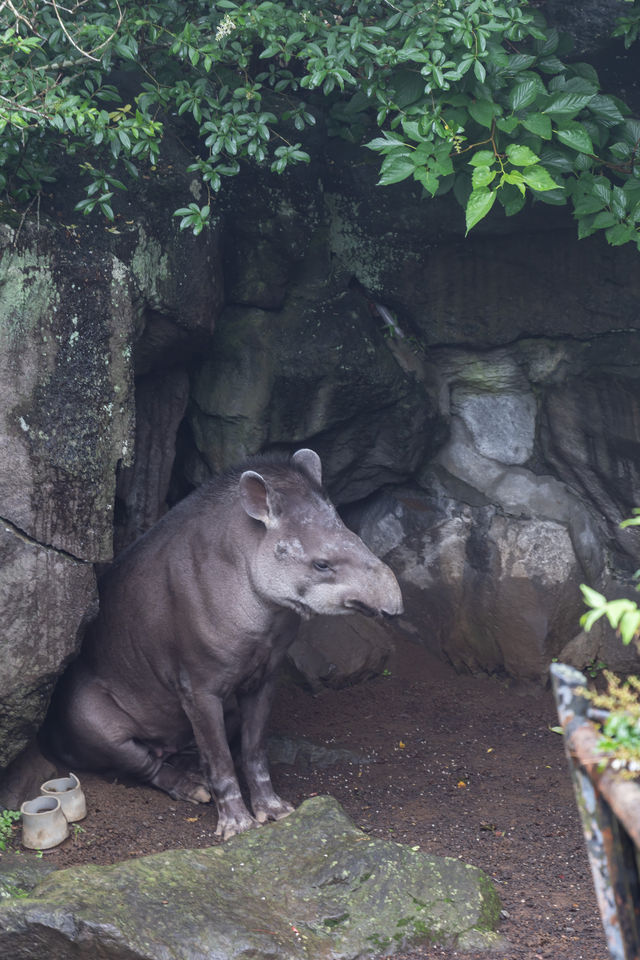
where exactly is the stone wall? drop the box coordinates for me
[0,206,221,770]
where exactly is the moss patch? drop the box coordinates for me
[0,796,502,959]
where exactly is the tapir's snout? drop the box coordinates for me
[344,561,404,619]
[382,601,404,619]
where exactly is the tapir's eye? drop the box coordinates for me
[312,559,332,572]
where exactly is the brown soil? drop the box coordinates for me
[19,638,608,960]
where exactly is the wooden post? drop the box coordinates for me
[551,662,640,960]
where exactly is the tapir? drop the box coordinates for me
[45,449,403,839]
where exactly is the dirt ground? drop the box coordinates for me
[14,637,608,960]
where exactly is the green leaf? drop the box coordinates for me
[504,54,536,74]
[543,92,595,117]
[506,143,539,166]
[611,185,628,218]
[468,99,495,128]
[580,608,607,631]
[603,598,638,629]
[554,122,594,155]
[502,170,525,190]
[472,165,496,188]
[377,156,416,186]
[534,26,559,56]
[573,195,607,216]
[465,188,496,234]
[496,116,519,134]
[589,95,625,126]
[504,191,526,217]
[592,179,612,205]
[619,609,640,645]
[508,80,540,112]
[469,150,495,167]
[592,211,618,229]
[413,167,439,196]
[521,113,552,139]
[606,223,635,246]
[392,69,426,108]
[521,165,558,191]
[473,59,486,83]
[501,187,526,217]
[259,44,281,59]
[366,136,406,154]
[580,584,607,609]
[401,120,422,141]
[538,55,566,75]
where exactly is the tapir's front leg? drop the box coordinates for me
[239,677,294,824]
[180,688,256,840]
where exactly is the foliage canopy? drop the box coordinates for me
[2,0,640,243]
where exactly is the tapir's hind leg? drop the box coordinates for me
[150,762,211,804]
[48,680,210,804]
[159,745,211,804]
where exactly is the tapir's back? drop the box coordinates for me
[82,481,229,674]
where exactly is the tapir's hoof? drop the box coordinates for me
[188,785,212,804]
[253,798,295,823]
[168,778,211,805]
[214,809,256,841]
[155,765,211,805]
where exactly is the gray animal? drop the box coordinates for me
[45,449,403,839]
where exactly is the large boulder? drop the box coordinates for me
[0,529,96,769]
[348,335,640,681]
[186,289,440,503]
[288,616,394,692]
[0,208,223,772]
[0,224,135,768]
[0,796,503,959]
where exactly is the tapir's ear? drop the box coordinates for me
[292,448,322,486]
[239,471,279,527]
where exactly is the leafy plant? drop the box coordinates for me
[584,673,640,776]
[580,510,640,646]
[0,809,21,851]
[2,1,640,241]
[585,657,607,679]
[579,509,640,773]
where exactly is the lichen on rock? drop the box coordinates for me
[0,796,503,959]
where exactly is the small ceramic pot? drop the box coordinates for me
[20,796,69,850]
[40,772,87,822]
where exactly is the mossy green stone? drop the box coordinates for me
[0,796,502,959]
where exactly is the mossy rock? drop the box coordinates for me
[0,795,503,959]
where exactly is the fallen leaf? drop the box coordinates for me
[185,816,198,823]
[457,780,466,789]
[398,741,406,749]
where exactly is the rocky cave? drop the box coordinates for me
[1,123,640,789]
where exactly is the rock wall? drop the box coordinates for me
[0,226,134,767]
[182,154,640,685]
[0,206,222,773]
[1,128,640,774]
